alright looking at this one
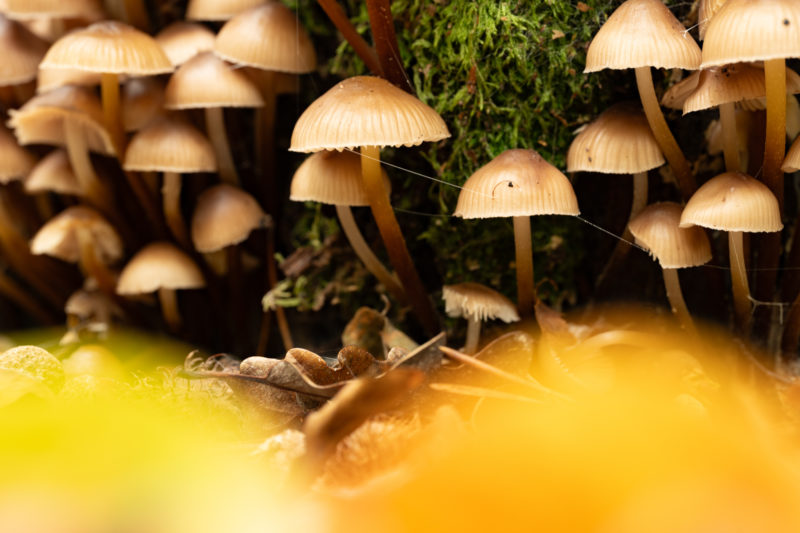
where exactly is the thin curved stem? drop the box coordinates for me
[204,107,239,185]
[719,102,740,172]
[763,58,786,212]
[161,172,190,249]
[266,226,293,349]
[158,287,180,332]
[513,215,534,318]
[76,226,117,297]
[64,119,109,210]
[662,268,696,335]
[316,0,382,76]
[463,315,481,355]
[729,231,750,333]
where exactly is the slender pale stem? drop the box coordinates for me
[335,204,406,303]
[65,119,109,210]
[360,145,439,336]
[161,172,190,249]
[513,215,534,318]
[662,268,696,335]
[100,72,124,155]
[121,0,149,30]
[0,267,56,324]
[729,231,750,333]
[158,287,180,332]
[630,171,648,221]
[719,102,740,172]
[76,227,116,296]
[635,66,695,201]
[204,107,239,185]
[463,315,481,355]
[764,58,786,211]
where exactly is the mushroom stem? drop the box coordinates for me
[227,244,245,352]
[64,119,110,210]
[158,287,181,332]
[763,58,786,211]
[254,70,277,212]
[719,102,740,172]
[161,171,190,248]
[360,145,439,336]
[335,204,406,304]
[266,227,293,349]
[728,230,750,333]
[513,215,534,318]
[463,315,481,355]
[0,267,57,324]
[75,226,117,296]
[634,66,695,201]
[316,0,382,75]
[121,0,149,30]
[100,72,124,155]
[662,267,696,335]
[204,107,239,185]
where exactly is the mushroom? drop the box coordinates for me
[24,149,82,198]
[0,14,49,104]
[698,0,727,41]
[442,282,519,354]
[186,0,264,21]
[155,21,215,68]
[121,77,165,133]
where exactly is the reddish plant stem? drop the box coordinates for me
[365,0,413,93]
[316,0,382,76]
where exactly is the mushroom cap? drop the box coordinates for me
[628,202,712,269]
[37,66,103,94]
[121,77,165,132]
[566,102,664,174]
[155,21,215,67]
[65,285,122,321]
[783,132,800,172]
[584,0,701,72]
[3,0,103,20]
[0,14,50,86]
[186,0,264,21]
[701,0,800,68]
[290,150,390,206]
[164,51,264,109]
[698,0,728,41]
[31,205,123,264]
[191,184,268,252]
[215,3,316,74]
[40,21,173,75]
[454,149,580,219]
[0,123,36,184]
[679,172,783,232]
[290,76,450,152]
[24,149,82,195]
[117,242,205,294]
[442,282,520,323]
[124,116,216,173]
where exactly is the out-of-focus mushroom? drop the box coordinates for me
[442,282,519,354]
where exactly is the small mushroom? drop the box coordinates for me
[442,282,520,354]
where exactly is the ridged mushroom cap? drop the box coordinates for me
[40,21,173,75]
[31,206,123,264]
[186,0,264,22]
[701,0,800,67]
[566,102,664,174]
[629,202,711,268]
[191,184,268,252]
[3,0,104,20]
[454,149,579,219]
[290,150,390,206]
[585,0,701,72]
[679,172,782,232]
[290,76,450,152]
[783,133,800,172]
[155,21,215,67]
[24,149,82,195]
[0,124,36,183]
[121,77,165,132]
[37,66,102,94]
[0,14,50,86]
[164,51,264,109]
[698,0,728,41]
[124,116,216,173]
[117,242,205,294]
[442,282,520,323]
[215,2,316,73]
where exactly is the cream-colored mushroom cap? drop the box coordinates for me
[191,184,268,252]
[155,22,215,67]
[585,0,701,72]
[117,242,205,294]
[40,21,173,75]
[290,150,390,206]
[679,172,782,232]
[701,0,800,67]
[186,0,264,21]
[31,206,123,263]
[629,202,711,268]
[24,149,82,195]
[454,149,580,218]
[121,77,165,132]
[215,3,316,73]
[566,102,664,174]
[124,116,216,173]
[0,124,36,184]
[442,282,520,323]
[37,67,103,94]
[0,14,49,86]
[290,76,450,152]
[164,51,264,109]
[782,134,800,172]
[3,0,104,20]
[698,0,728,41]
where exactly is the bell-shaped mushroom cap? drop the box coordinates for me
[290,150,390,206]
[0,124,36,184]
[37,66,103,94]
[65,284,123,322]
[186,0,264,21]
[442,282,520,323]
[191,184,268,252]
[39,20,173,75]
[164,51,264,109]
[698,0,728,41]
[8,85,116,155]
[584,0,701,72]
[629,202,711,268]
[454,149,580,219]
[290,76,450,153]
[215,3,316,74]
[124,116,217,173]
[3,0,104,20]
[121,77,165,132]
[0,14,50,86]
[31,205,123,263]
[117,242,205,295]
[155,21,215,67]
[566,102,664,174]
[679,171,783,232]
[782,134,800,172]
[24,149,82,195]
[701,0,800,68]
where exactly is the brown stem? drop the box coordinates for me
[161,171,190,249]
[719,102,740,172]
[158,287,180,332]
[75,226,117,297]
[360,145,439,337]
[635,66,695,201]
[254,70,277,215]
[513,215,534,318]
[463,315,481,355]
[729,231,750,333]
[662,268,696,335]
[266,227,293,349]
[763,58,786,212]
[121,0,149,31]
[100,72,125,156]
[125,170,165,237]
[317,0,382,76]
[204,107,239,185]
[365,0,412,93]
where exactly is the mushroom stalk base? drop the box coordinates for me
[76,227,117,297]
[162,172,190,249]
[662,268,696,335]
[513,215,534,318]
[729,231,750,333]
[463,315,481,355]
[158,288,180,332]
[205,107,239,185]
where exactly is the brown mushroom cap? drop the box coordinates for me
[290,76,450,152]
[117,241,205,294]
[698,0,728,41]
[566,102,664,174]
[290,150,390,206]
[124,116,217,173]
[0,123,36,184]
[628,202,712,268]
[454,149,579,218]
[31,205,123,263]
[155,21,215,67]
[0,14,50,86]
[164,51,264,109]
[679,171,783,232]
[3,0,104,20]
[24,149,82,195]
[191,184,268,253]
[186,0,264,22]
[585,0,701,72]
[442,282,520,323]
